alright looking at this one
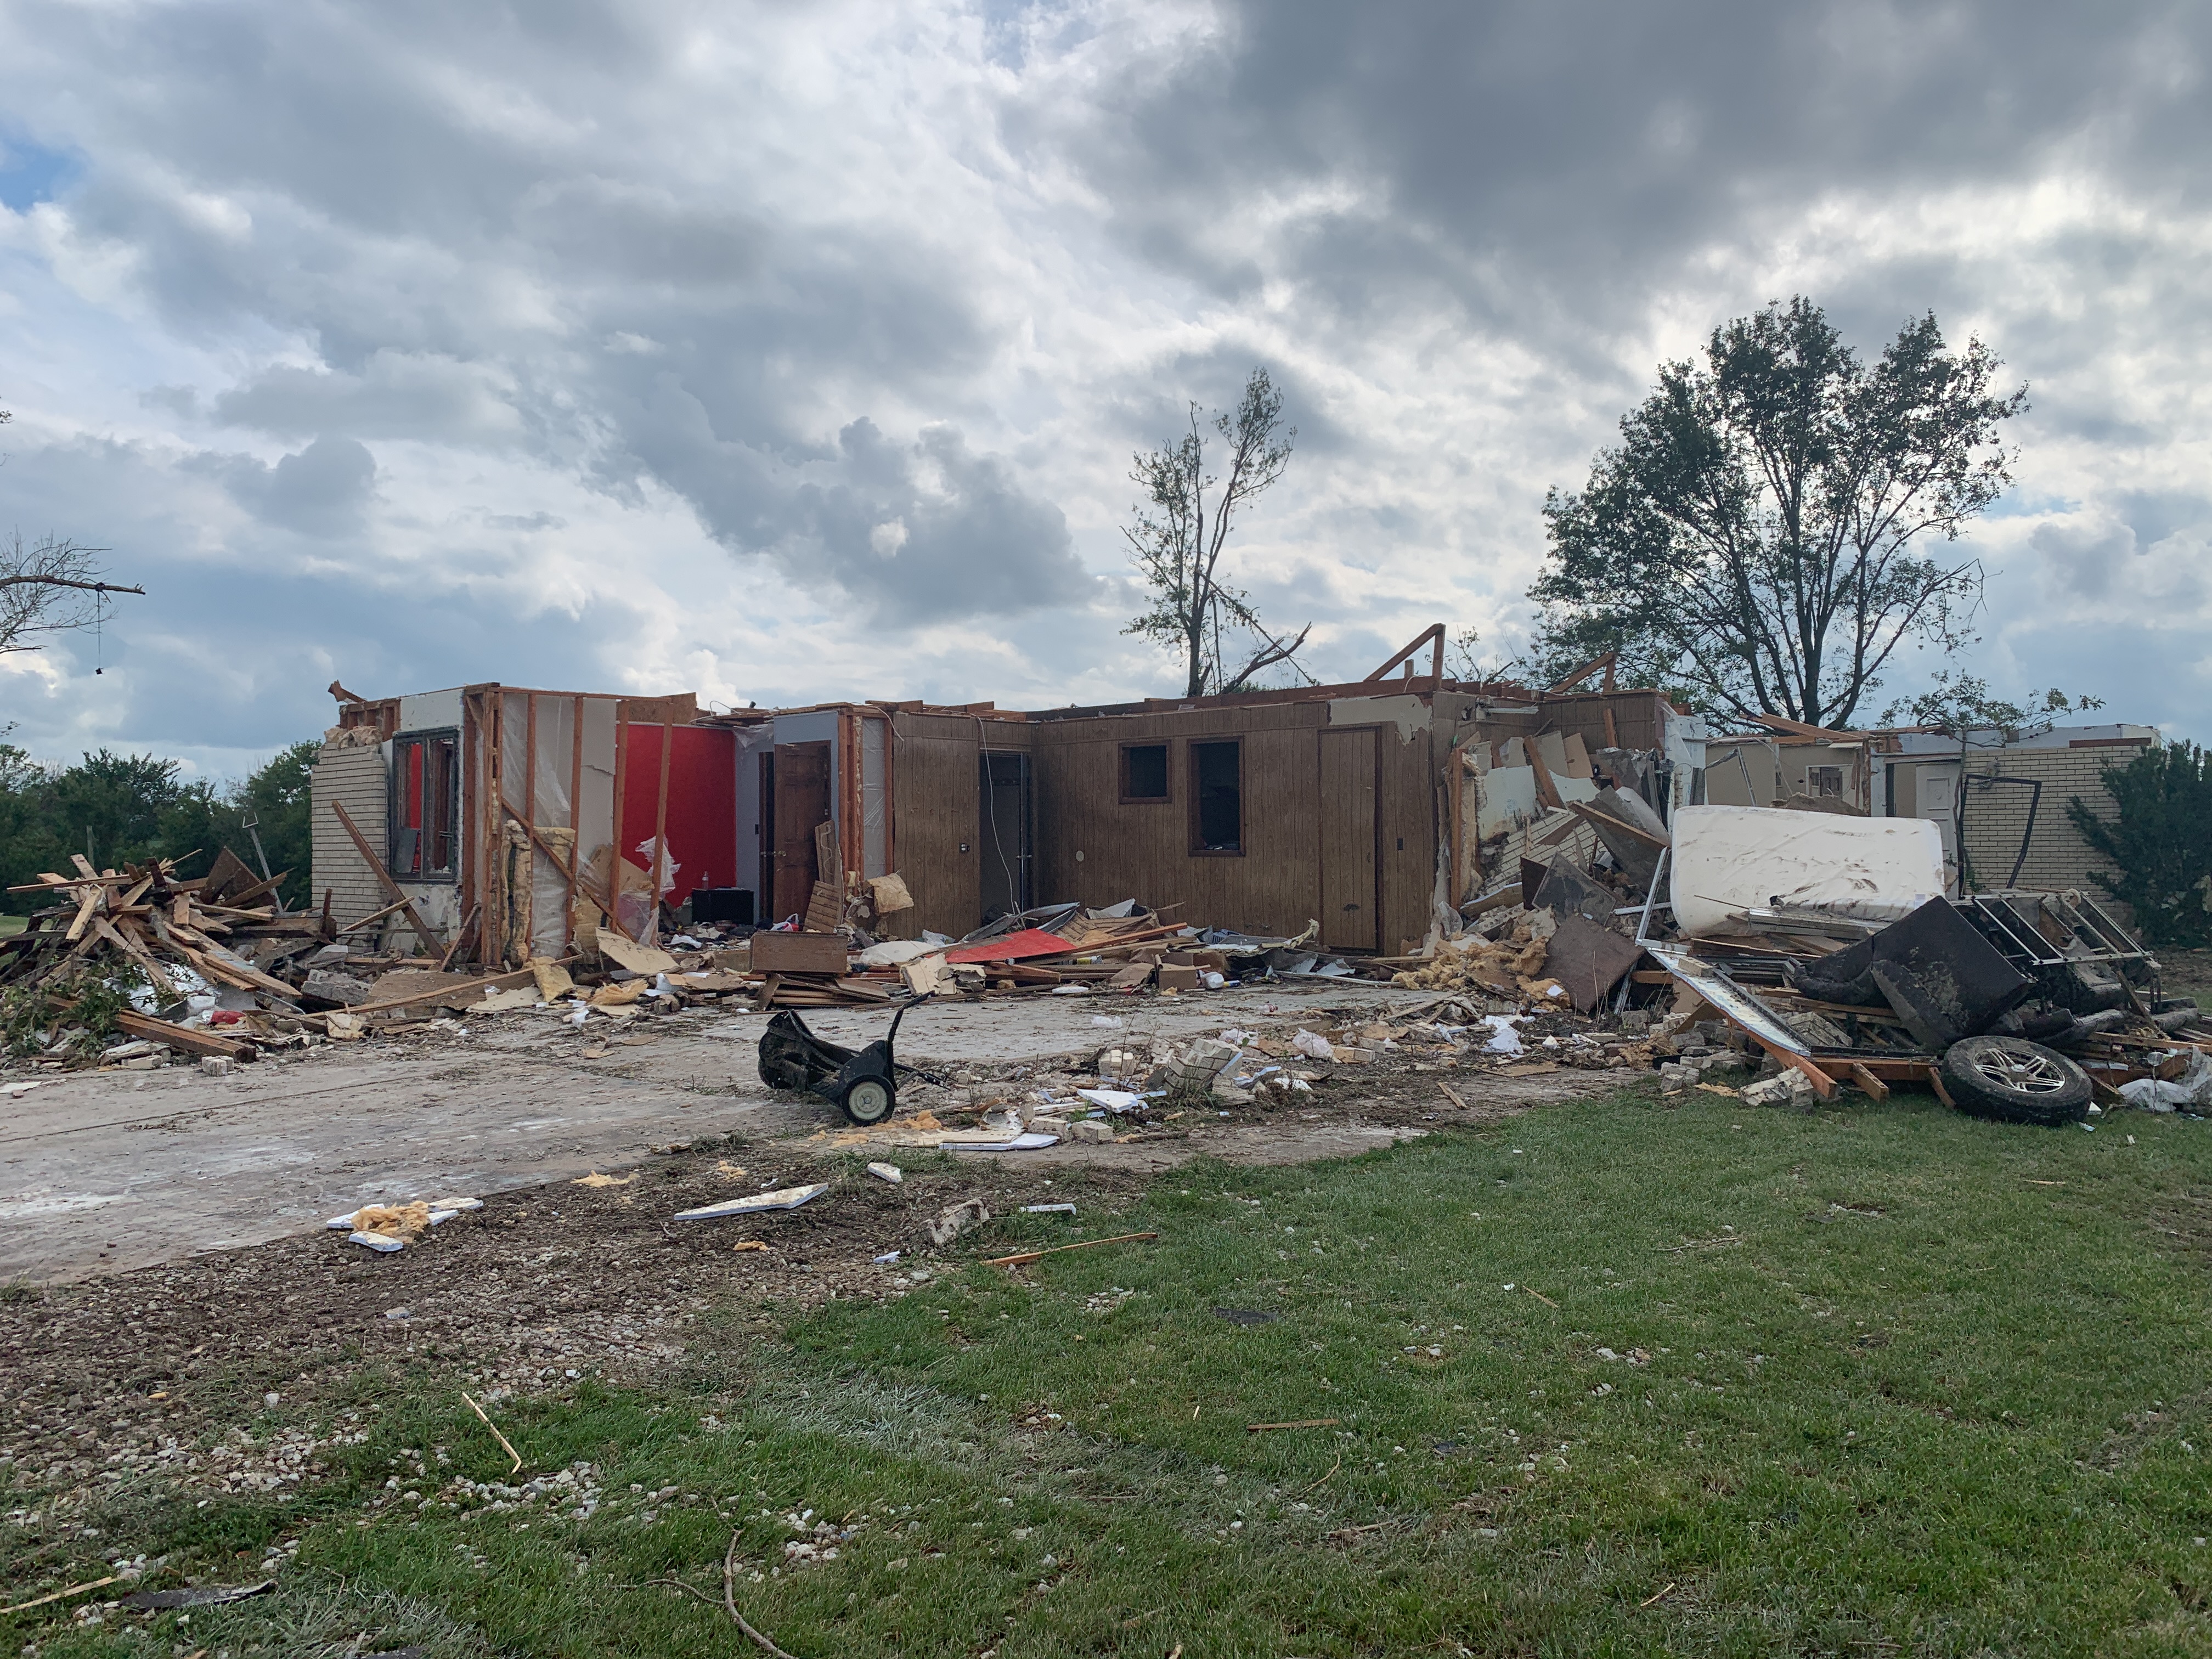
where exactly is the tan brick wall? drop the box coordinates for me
[1957,742,2146,907]
[311,741,390,927]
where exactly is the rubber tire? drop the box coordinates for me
[1939,1036,2092,1127]
[839,1076,896,1126]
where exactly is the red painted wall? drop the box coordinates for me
[619,724,737,895]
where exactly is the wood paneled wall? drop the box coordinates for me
[885,713,1033,940]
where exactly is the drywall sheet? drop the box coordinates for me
[1670,805,1944,938]
[1476,766,1539,839]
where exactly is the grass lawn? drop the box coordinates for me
[12,1084,2212,1657]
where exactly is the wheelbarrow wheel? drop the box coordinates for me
[839,1076,895,1126]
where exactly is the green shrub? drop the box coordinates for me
[2067,740,2212,947]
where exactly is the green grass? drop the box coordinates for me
[14,1086,2212,1656]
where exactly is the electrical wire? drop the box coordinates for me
[975,714,1022,917]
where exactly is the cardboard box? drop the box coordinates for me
[1155,964,1201,992]
[748,931,850,975]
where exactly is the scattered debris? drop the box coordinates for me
[674,1184,830,1221]
[984,1231,1159,1268]
[119,1580,275,1611]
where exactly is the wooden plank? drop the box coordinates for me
[112,1009,248,1060]
[650,719,673,941]
[1567,800,1667,849]
[567,695,585,949]
[64,885,101,943]
[343,960,562,1017]
[329,801,444,956]
[1847,1062,1890,1101]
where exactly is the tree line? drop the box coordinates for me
[0,741,317,915]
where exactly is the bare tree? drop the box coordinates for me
[1123,367,1311,696]
[1,533,143,657]
[0,398,142,656]
[1531,299,2024,728]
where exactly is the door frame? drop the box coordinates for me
[1317,724,1383,954]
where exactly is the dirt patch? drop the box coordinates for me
[0,1059,1637,1509]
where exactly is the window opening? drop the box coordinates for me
[1190,741,1242,854]
[1807,765,1844,799]
[391,729,459,879]
[1121,743,1169,803]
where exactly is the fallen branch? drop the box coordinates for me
[985,1231,1158,1268]
[1638,1581,1677,1609]
[1291,1452,1343,1496]
[1523,1286,1559,1308]
[1,1574,120,1614]
[723,1528,800,1659]
[460,1390,522,1475]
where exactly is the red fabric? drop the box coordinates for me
[618,725,739,893]
[945,928,1077,964]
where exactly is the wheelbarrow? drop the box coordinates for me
[755,996,932,1126]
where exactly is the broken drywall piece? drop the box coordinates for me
[597,932,678,976]
[674,1184,829,1221]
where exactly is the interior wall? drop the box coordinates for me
[618,723,740,899]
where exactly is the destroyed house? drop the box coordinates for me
[311,632,1709,961]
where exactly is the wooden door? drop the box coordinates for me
[1319,727,1379,952]
[770,741,831,924]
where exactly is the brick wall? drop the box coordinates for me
[1957,742,2145,906]
[311,740,390,926]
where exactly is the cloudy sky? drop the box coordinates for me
[1,0,2206,780]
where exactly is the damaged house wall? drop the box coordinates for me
[1877,726,2154,907]
[308,732,389,928]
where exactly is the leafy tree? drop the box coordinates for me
[233,740,318,905]
[1531,298,2025,727]
[2067,742,2212,948]
[1124,367,1312,696]
[0,739,320,913]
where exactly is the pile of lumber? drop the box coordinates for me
[1,851,327,1060]
[745,928,891,1009]
[936,907,1195,992]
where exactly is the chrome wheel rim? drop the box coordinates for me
[1967,1042,2069,1096]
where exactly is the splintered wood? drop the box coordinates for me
[0,854,320,1057]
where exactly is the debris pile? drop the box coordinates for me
[1,851,323,1064]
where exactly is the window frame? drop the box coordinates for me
[1187,737,1244,857]
[388,727,461,883]
[1119,741,1172,805]
[1806,764,1844,799]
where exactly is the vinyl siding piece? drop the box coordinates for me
[309,740,390,927]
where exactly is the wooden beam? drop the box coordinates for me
[1846,1062,1890,1101]
[112,1009,249,1060]
[328,800,444,956]
[1547,650,1617,696]
[1362,623,1446,687]
[341,958,568,1018]
[566,695,585,950]
[610,713,628,934]
[650,720,673,944]
[1566,800,1668,849]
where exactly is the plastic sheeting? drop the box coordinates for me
[1668,805,1945,939]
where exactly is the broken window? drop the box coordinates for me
[1121,742,1170,803]
[1807,765,1844,799]
[1190,740,1242,854]
[391,729,458,880]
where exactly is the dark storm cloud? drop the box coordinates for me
[2,0,2208,744]
[1075,0,2211,319]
